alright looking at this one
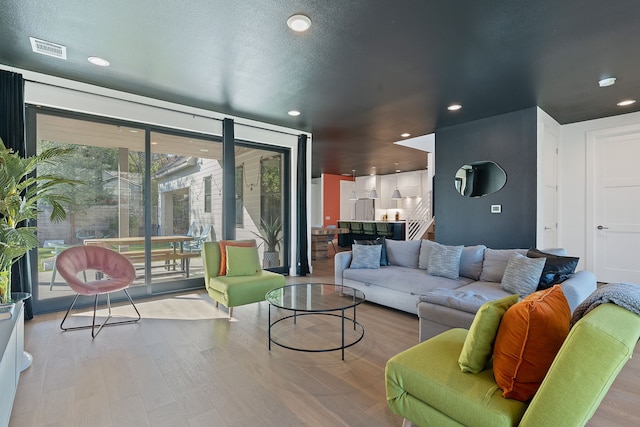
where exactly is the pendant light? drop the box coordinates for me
[391,164,402,199]
[349,170,358,200]
[368,167,378,199]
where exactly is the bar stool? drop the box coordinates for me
[349,222,364,243]
[376,222,394,238]
[362,222,377,239]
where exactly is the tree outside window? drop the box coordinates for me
[260,155,282,228]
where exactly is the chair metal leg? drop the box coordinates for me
[229,307,233,318]
[60,288,141,338]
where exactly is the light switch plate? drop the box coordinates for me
[491,204,502,214]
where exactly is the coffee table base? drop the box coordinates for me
[268,308,365,360]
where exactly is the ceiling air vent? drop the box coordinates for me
[29,37,67,60]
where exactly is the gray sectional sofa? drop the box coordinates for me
[334,239,597,341]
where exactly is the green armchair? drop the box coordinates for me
[386,303,640,426]
[202,241,285,318]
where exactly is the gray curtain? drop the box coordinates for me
[0,70,33,319]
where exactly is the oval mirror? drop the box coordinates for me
[454,161,506,197]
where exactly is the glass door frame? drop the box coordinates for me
[25,106,225,314]
[235,139,291,275]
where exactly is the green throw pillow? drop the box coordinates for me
[225,245,261,277]
[458,294,519,373]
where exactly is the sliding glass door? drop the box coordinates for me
[27,108,290,313]
[235,143,290,274]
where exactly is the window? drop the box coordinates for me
[235,165,243,226]
[204,175,212,213]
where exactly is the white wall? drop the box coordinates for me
[559,110,640,269]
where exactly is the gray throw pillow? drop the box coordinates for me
[350,244,382,269]
[459,245,487,280]
[479,248,528,282]
[427,242,464,280]
[500,252,546,297]
[354,237,388,266]
[418,239,436,270]
[385,239,421,268]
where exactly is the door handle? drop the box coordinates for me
[544,227,553,230]
[597,225,609,230]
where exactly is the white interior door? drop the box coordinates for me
[587,125,640,283]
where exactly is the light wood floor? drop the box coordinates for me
[10,254,640,426]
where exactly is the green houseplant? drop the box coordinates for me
[252,217,282,268]
[0,138,77,303]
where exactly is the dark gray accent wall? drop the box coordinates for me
[434,107,537,249]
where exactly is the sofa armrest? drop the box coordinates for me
[560,270,597,314]
[334,251,352,285]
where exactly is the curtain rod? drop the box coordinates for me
[24,78,310,139]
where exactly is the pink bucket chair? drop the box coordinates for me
[57,245,141,338]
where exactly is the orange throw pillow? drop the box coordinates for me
[218,240,257,276]
[493,285,570,401]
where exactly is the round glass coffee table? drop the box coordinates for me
[266,283,365,360]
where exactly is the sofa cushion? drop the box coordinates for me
[493,285,571,401]
[500,252,546,297]
[225,245,261,277]
[427,242,463,280]
[458,294,520,373]
[527,248,579,290]
[218,240,256,276]
[418,239,436,270]
[350,243,382,269]
[386,329,528,427]
[479,248,527,283]
[354,237,388,266]
[385,239,421,268]
[344,266,473,295]
[460,245,487,280]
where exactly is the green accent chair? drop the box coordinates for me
[202,241,285,318]
[386,303,640,426]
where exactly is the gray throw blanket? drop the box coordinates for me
[570,282,640,327]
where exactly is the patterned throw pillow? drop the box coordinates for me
[350,244,382,269]
[500,253,546,297]
[427,242,464,280]
[354,237,388,266]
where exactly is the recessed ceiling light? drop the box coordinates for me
[88,56,110,67]
[341,173,351,176]
[287,14,311,32]
[401,133,411,138]
[200,148,209,152]
[447,104,462,111]
[151,141,158,145]
[617,99,636,106]
[288,110,301,116]
[599,77,616,87]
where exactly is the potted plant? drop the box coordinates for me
[0,138,77,303]
[252,217,282,268]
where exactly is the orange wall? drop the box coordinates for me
[322,174,353,227]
